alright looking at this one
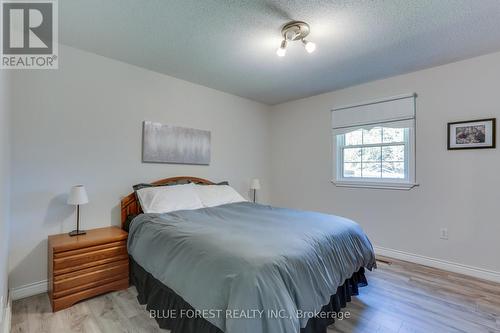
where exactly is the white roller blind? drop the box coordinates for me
[332,119,414,135]
[331,94,416,130]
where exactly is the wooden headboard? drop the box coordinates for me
[120,176,215,229]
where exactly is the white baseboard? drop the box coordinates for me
[1,296,11,333]
[374,245,500,283]
[9,280,47,301]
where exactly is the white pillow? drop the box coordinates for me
[195,185,247,208]
[137,183,204,214]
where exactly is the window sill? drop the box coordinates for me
[331,180,419,190]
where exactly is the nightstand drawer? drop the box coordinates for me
[53,240,125,258]
[53,243,127,274]
[52,278,129,312]
[53,259,129,293]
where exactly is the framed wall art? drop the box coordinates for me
[447,118,496,150]
[142,121,211,165]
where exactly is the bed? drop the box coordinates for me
[121,176,376,333]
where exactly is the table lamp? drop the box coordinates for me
[67,185,89,236]
[250,179,261,203]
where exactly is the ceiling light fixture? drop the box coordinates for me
[276,21,316,57]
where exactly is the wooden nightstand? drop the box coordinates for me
[48,226,129,312]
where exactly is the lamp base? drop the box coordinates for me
[69,229,87,237]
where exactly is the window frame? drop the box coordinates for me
[332,122,418,190]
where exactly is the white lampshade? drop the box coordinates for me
[67,185,89,205]
[250,179,261,190]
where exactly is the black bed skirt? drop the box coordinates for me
[130,257,368,333]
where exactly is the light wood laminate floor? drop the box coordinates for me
[11,257,500,333]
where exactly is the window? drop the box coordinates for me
[332,95,417,189]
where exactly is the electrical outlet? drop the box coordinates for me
[440,228,449,240]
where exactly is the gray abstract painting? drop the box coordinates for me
[142,121,211,165]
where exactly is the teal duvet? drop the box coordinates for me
[128,202,376,333]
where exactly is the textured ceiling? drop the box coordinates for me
[60,0,500,105]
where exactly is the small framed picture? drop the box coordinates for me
[447,118,496,150]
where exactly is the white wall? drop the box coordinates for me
[0,71,12,328]
[270,51,500,274]
[9,45,271,289]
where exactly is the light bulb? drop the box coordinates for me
[276,40,287,57]
[276,47,286,57]
[303,40,316,53]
